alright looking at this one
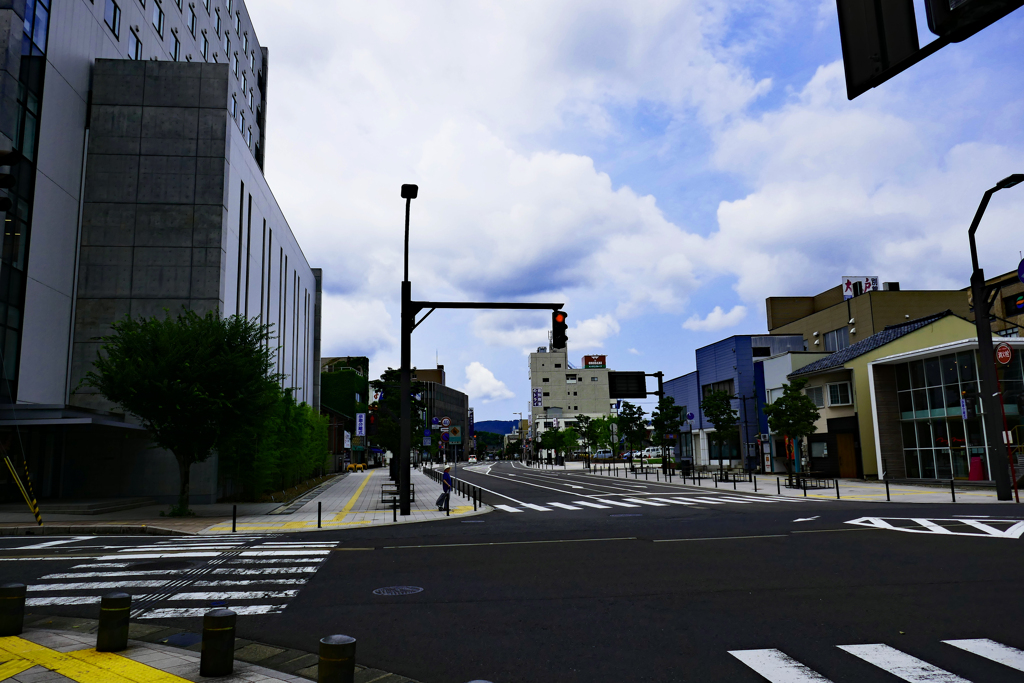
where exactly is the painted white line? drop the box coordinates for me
[191,579,308,587]
[42,570,190,579]
[838,644,971,682]
[211,567,316,575]
[494,505,523,513]
[647,497,695,505]
[521,504,552,512]
[168,590,298,600]
[670,497,725,505]
[28,580,171,591]
[27,596,102,606]
[572,501,611,509]
[15,537,94,550]
[729,649,833,682]
[793,517,820,523]
[914,519,954,534]
[222,558,323,565]
[593,498,640,508]
[140,605,281,619]
[546,502,582,510]
[707,496,755,504]
[943,639,1024,672]
[98,553,220,560]
[238,550,331,557]
[72,563,131,568]
[622,498,668,507]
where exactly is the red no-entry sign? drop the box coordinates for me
[995,343,1012,365]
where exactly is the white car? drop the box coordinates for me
[594,448,613,459]
[468,456,477,463]
[642,447,662,459]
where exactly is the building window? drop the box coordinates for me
[824,327,851,353]
[805,385,824,408]
[152,2,164,36]
[104,0,121,37]
[231,51,238,75]
[245,126,251,146]
[241,73,247,100]
[239,110,245,133]
[201,34,208,60]
[543,422,552,428]
[810,441,828,458]
[827,382,852,406]
[591,377,598,381]
[541,377,549,383]
[542,392,549,397]
[702,379,735,397]
[249,51,255,70]
[175,0,181,9]
[243,33,248,53]
[565,374,577,383]
[234,12,240,33]
[767,387,783,404]
[247,88,252,109]
[128,29,142,59]
[171,33,180,60]
[230,94,236,119]
[203,0,209,12]
[554,363,562,368]
[224,34,229,54]
[188,7,196,35]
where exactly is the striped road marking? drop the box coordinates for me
[572,501,611,509]
[622,498,668,506]
[837,644,971,682]
[593,499,640,508]
[729,649,833,682]
[494,504,523,513]
[546,502,582,510]
[943,639,1024,672]
[521,504,552,512]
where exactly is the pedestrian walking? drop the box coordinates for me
[435,465,452,511]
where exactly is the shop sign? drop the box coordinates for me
[995,343,1012,365]
[583,355,607,369]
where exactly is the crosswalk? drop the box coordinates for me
[493,493,811,513]
[23,536,335,618]
[730,637,1024,681]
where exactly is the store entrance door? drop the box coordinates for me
[837,433,857,478]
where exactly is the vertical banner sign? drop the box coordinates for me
[468,408,475,437]
[344,431,352,449]
[355,413,366,436]
[532,388,543,407]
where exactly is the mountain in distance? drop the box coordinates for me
[474,419,517,435]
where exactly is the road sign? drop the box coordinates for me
[441,432,450,442]
[995,342,1012,365]
[441,416,452,428]
[1018,258,1024,284]
[686,412,695,421]
[422,437,431,446]
[431,417,440,426]
[450,426,461,438]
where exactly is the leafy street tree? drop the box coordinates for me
[82,309,281,514]
[560,425,580,459]
[369,368,425,478]
[700,390,739,471]
[617,402,647,464]
[575,415,598,458]
[650,396,685,469]
[762,378,820,475]
[539,425,562,463]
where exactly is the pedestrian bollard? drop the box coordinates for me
[803,478,807,497]
[0,583,26,636]
[318,501,322,529]
[473,487,478,511]
[733,478,736,491]
[232,504,237,533]
[200,608,236,677]
[885,479,890,501]
[96,592,131,652]
[777,477,781,495]
[714,476,717,488]
[392,498,397,522]
[318,634,356,683]
[951,479,956,503]
[835,479,840,500]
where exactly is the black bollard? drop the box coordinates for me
[0,583,26,636]
[319,634,357,683]
[232,504,237,533]
[733,478,737,491]
[836,479,840,500]
[200,609,236,677]
[886,479,891,501]
[777,477,781,495]
[951,479,956,503]
[318,501,322,529]
[754,476,757,492]
[96,592,131,652]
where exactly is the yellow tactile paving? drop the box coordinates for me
[0,636,190,683]
[0,657,33,680]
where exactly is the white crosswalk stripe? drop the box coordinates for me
[649,497,696,505]
[593,498,641,508]
[488,493,814,513]
[572,501,611,509]
[521,503,552,511]
[732,639,1024,681]
[622,498,668,506]
[546,502,582,510]
[24,537,335,618]
[494,504,524,513]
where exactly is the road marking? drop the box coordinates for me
[593,498,640,508]
[846,517,1024,539]
[238,550,331,556]
[384,537,637,549]
[27,596,102,605]
[573,501,611,509]
[521,503,552,511]
[168,590,298,600]
[943,639,1024,672]
[649,497,695,505]
[546,502,582,510]
[838,643,971,682]
[15,536,94,550]
[29,581,172,591]
[655,534,789,543]
[729,648,833,682]
[494,505,523,513]
[793,517,820,522]
[66,648,191,682]
[141,605,281,618]
[96,553,221,560]
[210,566,316,575]
[706,496,754,504]
[669,497,725,504]
[333,468,377,520]
[622,498,668,506]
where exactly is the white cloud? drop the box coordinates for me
[319,293,395,358]
[570,315,622,349]
[460,362,515,403]
[628,348,641,355]
[682,305,748,331]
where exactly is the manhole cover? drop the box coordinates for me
[129,560,199,571]
[372,586,423,596]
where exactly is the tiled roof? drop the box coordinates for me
[789,311,955,378]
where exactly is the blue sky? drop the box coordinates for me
[248,0,1024,420]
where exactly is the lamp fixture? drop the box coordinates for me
[812,331,819,337]
[848,318,855,324]
[850,327,856,334]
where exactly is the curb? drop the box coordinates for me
[23,613,421,682]
[197,503,494,535]
[0,524,192,536]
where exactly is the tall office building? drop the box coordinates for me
[0,0,319,502]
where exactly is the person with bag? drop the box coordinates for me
[435,465,452,511]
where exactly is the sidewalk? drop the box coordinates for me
[578,463,1020,504]
[0,468,490,536]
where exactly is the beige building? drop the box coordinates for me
[529,349,614,439]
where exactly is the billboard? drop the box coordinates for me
[583,355,607,369]
[468,408,475,436]
[842,275,879,299]
[532,388,543,407]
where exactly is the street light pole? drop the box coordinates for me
[399,184,418,516]
[967,173,1022,502]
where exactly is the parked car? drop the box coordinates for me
[642,447,662,459]
[468,456,477,463]
[594,448,614,459]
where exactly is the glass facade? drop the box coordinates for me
[895,351,1000,480]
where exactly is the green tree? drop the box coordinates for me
[575,415,598,457]
[539,425,562,462]
[651,396,685,467]
[700,390,739,470]
[560,425,580,459]
[617,402,647,461]
[81,309,281,514]
[369,368,425,476]
[762,378,820,474]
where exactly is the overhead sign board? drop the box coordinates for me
[583,355,607,369]
[1018,258,1024,285]
[608,371,647,398]
[842,275,879,299]
[995,342,1012,365]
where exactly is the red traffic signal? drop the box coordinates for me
[552,310,568,349]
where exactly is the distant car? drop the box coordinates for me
[642,447,661,459]
[468,456,477,463]
[594,448,613,459]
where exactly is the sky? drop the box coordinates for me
[247,0,1024,421]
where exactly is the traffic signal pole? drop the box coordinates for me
[397,184,563,515]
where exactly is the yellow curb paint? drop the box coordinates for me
[0,637,190,683]
[67,649,191,683]
[332,469,377,521]
[0,657,33,680]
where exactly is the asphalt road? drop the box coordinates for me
[3,461,1024,683]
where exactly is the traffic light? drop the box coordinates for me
[552,310,568,349]
[926,0,1024,42]
[0,149,20,212]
